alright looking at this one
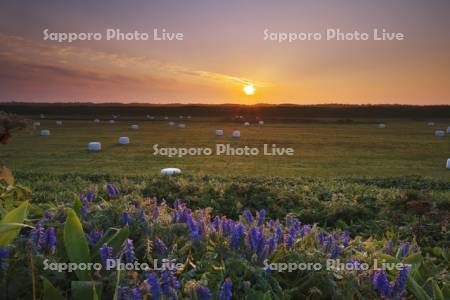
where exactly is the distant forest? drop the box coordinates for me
[1,102,449,120]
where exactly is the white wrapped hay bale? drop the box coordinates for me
[447,159,450,169]
[187,116,192,119]
[378,123,386,129]
[164,116,169,120]
[232,130,241,138]
[118,137,130,144]
[178,123,186,128]
[109,120,115,124]
[33,122,41,127]
[435,130,445,137]
[427,122,435,126]
[147,115,154,120]
[40,114,45,119]
[88,142,101,151]
[161,168,182,175]
[216,129,224,136]
[168,121,175,126]
[56,121,63,126]
[94,119,100,123]
[131,124,139,130]
[40,130,50,136]
[244,122,250,126]
[259,120,264,125]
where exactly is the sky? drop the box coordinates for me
[0,0,449,104]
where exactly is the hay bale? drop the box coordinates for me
[118,137,130,144]
[56,121,63,125]
[164,116,169,120]
[88,142,101,151]
[187,116,192,119]
[131,124,139,130]
[179,116,184,119]
[259,120,264,125]
[168,121,175,126]
[109,120,115,124]
[216,129,224,136]
[232,130,241,138]
[447,126,450,134]
[435,130,445,137]
[40,114,45,119]
[161,168,182,175]
[40,129,50,136]
[244,122,250,126]
[427,122,435,126]
[378,123,386,129]
[94,119,100,123]
[178,123,186,128]
[33,122,41,127]
[147,115,154,120]
[447,159,450,169]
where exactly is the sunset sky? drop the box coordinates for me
[0,0,449,104]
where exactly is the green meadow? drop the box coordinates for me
[2,118,449,179]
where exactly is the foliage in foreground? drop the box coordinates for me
[0,176,449,299]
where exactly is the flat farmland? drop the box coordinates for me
[2,118,449,178]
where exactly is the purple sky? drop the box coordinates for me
[0,0,449,104]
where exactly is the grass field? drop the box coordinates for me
[1,118,449,178]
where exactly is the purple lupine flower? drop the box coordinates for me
[196,285,212,300]
[154,238,168,254]
[342,231,350,247]
[168,267,180,289]
[382,240,394,255]
[107,184,120,198]
[322,236,333,254]
[124,239,135,263]
[211,216,221,232]
[99,243,113,266]
[257,209,266,226]
[330,245,341,259]
[230,223,245,249]
[392,265,409,298]
[146,273,162,300]
[372,270,392,298]
[286,214,293,227]
[221,218,234,236]
[30,223,48,252]
[397,242,409,259]
[248,227,266,257]
[86,230,103,246]
[139,209,147,223]
[47,227,57,250]
[186,214,201,239]
[300,224,312,238]
[161,269,178,300]
[242,210,254,224]
[152,206,159,221]
[81,203,88,217]
[219,278,232,300]
[317,230,325,245]
[86,191,94,202]
[131,287,142,300]
[121,212,131,226]
[0,248,9,270]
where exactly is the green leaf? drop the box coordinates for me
[431,279,445,300]
[407,276,432,300]
[73,197,83,216]
[107,226,129,257]
[71,281,102,300]
[64,208,91,281]
[0,201,29,247]
[42,277,64,300]
[0,222,33,234]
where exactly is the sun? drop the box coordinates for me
[243,84,255,95]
